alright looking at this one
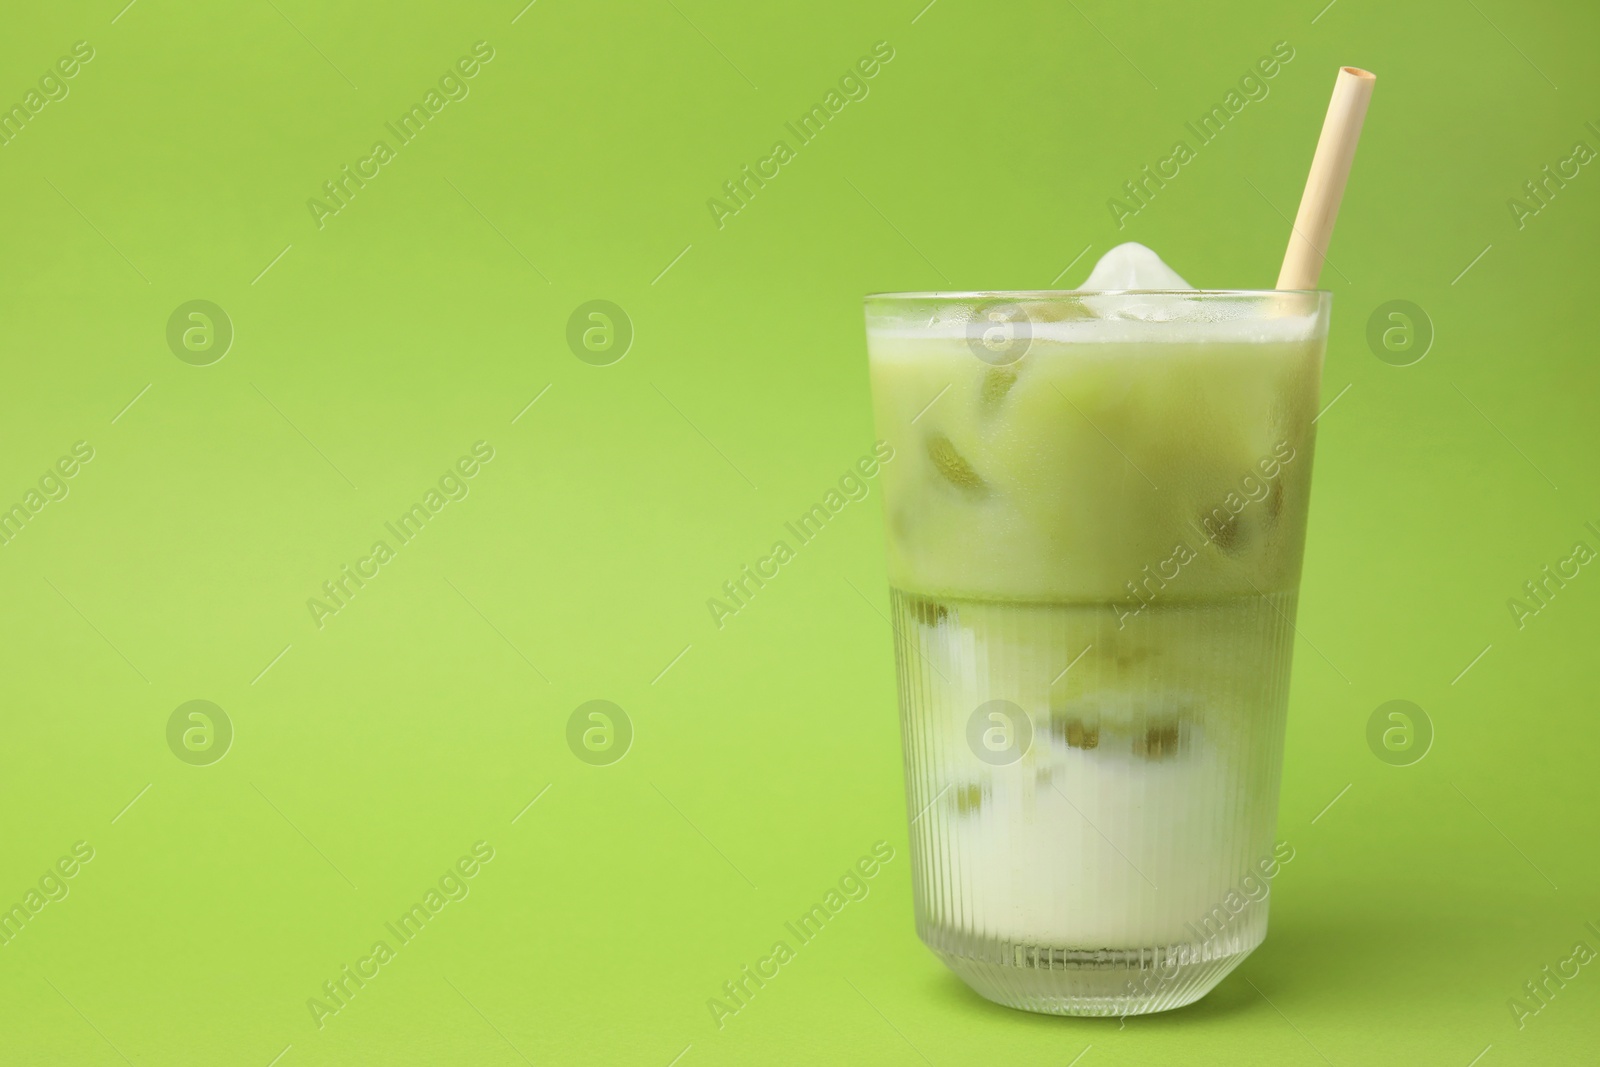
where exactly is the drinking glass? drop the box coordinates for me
[865,290,1329,1015]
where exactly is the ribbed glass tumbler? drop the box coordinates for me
[864,290,1329,1015]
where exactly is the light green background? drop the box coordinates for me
[2,0,1596,1064]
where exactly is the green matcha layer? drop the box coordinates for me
[866,300,1326,604]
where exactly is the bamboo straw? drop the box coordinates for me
[1276,67,1376,290]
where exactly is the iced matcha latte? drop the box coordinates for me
[866,244,1330,1015]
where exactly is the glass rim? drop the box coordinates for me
[865,289,1329,300]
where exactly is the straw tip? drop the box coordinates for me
[1340,66,1376,81]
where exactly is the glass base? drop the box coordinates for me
[928,931,1257,1016]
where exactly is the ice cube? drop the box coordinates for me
[926,433,986,493]
[952,782,987,816]
[978,365,1019,412]
[1077,242,1194,290]
[1077,243,1207,322]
